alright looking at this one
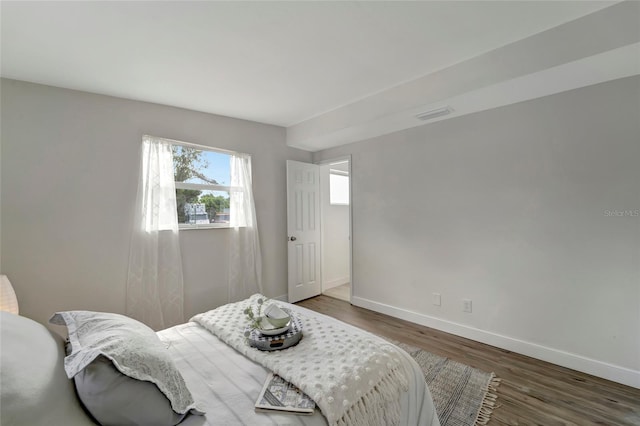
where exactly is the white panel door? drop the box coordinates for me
[287,160,321,303]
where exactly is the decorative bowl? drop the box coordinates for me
[257,316,290,335]
[264,304,291,328]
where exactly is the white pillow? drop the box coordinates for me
[0,311,93,426]
[50,311,203,425]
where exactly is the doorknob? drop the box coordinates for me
[288,236,297,241]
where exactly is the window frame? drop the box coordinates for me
[329,168,350,206]
[167,138,239,230]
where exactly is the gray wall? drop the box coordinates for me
[0,79,311,327]
[314,76,640,379]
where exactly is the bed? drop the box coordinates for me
[0,296,440,426]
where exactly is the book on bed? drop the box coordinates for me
[255,373,316,415]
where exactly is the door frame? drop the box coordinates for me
[316,155,353,303]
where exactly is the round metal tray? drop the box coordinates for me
[247,315,303,351]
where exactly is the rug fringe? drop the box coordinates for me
[473,374,501,426]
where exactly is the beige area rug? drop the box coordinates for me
[396,342,500,426]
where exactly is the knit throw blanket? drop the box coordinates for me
[191,294,409,426]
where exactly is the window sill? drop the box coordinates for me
[179,223,232,230]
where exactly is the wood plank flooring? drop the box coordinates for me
[322,283,350,302]
[297,295,640,426]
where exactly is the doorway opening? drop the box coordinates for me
[319,158,351,302]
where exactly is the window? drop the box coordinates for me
[172,143,233,228]
[329,169,349,205]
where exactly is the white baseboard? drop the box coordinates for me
[352,296,640,389]
[322,276,350,291]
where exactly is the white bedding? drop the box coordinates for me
[157,304,440,426]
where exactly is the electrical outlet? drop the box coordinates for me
[433,293,441,306]
[463,299,472,313]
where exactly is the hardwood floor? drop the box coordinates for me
[322,283,350,302]
[297,295,640,426]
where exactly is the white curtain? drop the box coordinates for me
[126,135,184,330]
[228,153,263,302]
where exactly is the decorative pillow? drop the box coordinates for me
[74,355,186,426]
[49,311,203,425]
[0,311,93,426]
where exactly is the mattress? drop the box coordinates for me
[157,304,440,426]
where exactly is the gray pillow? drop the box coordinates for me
[50,311,203,426]
[74,355,186,426]
[0,311,94,426]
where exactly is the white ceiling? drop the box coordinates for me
[1,1,635,151]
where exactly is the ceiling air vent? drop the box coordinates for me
[415,106,452,121]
